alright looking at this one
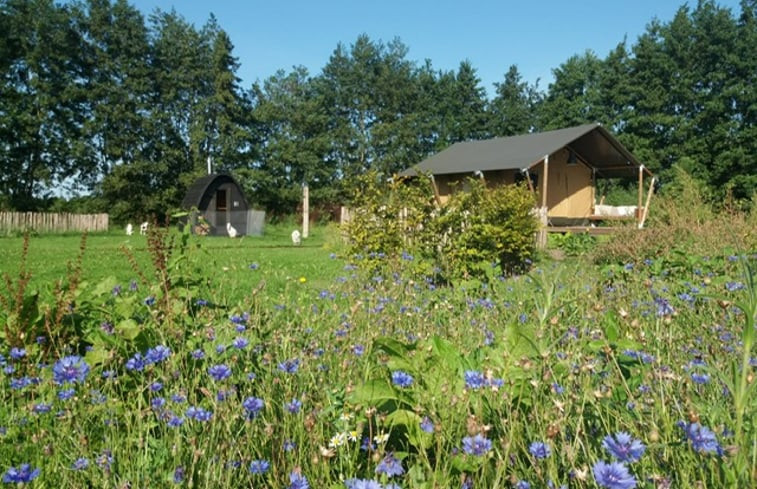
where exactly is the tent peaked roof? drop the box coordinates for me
[400,123,646,178]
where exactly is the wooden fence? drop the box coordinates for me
[0,212,109,233]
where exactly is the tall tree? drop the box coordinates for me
[488,64,541,136]
[0,0,89,209]
[538,51,603,130]
[247,67,331,214]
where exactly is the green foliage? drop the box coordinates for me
[343,175,537,279]
[551,231,597,256]
[432,179,537,278]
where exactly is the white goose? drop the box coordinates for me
[226,222,238,238]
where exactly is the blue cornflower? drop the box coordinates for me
[283,440,296,451]
[691,372,710,384]
[602,432,645,463]
[208,364,232,381]
[515,481,531,489]
[420,416,434,433]
[278,358,300,374]
[248,262,259,270]
[352,344,365,356]
[243,397,265,419]
[681,422,722,454]
[32,403,52,414]
[654,297,674,317]
[9,348,26,360]
[529,441,551,459]
[52,355,90,385]
[391,370,413,388]
[171,393,186,403]
[186,406,213,422]
[345,479,387,489]
[125,353,147,371]
[72,458,89,470]
[167,415,184,427]
[151,397,166,409]
[112,285,121,296]
[191,349,205,360]
[150,382,163,392]
[288,470,309,489]
[2,464,40,483]
[249,459,270,474]
[58,388,76,401]
[173,466,185,484]
[462,434,492,456]
[593,460,636,489]
[375,453,404,477]
[464,370,486,389]
[232,337,249,349]
[145,345,171,364]
[144,295,156,306]
[285,399,302,414]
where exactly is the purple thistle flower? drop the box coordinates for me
[52,355,90,385]
[593,460,637,489]
[208,364,232,381]
[2,464,40,483]
[602,432,645,463]
[462,434,492,456]
[249,459,270,474]
[391,370,413,388]
[375,453,404,477]
[529,441,551,459]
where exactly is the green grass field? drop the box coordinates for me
[0,224,345,304]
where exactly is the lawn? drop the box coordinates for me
[0,223,345,304]
[0,224,755,488]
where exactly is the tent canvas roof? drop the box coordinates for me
[400,123,647,178]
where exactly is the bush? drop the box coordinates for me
[343,174,537,279]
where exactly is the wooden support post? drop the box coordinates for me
[639,177,655,229]
[430,175,442,206]
[524,170,535,195]
[302,184,309,239]
[637,165,644,225]
[537,155,549,248]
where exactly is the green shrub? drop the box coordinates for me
[431,179,537,278]
[343,174,537,279]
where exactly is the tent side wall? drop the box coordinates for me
[531,148,593,220]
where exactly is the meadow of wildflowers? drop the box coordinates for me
[0,230,755,487]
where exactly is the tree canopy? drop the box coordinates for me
[0,0,754,219]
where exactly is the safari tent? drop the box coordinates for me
[400,123,655,230]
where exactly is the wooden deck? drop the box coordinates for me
[546,225,634,235]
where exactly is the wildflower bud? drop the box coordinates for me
[649,429,659,442]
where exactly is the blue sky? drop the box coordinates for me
[129,0,743,96]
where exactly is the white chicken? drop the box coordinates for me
[291,229,301,246]
[126,223,133,236]
[226,222,238,238]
